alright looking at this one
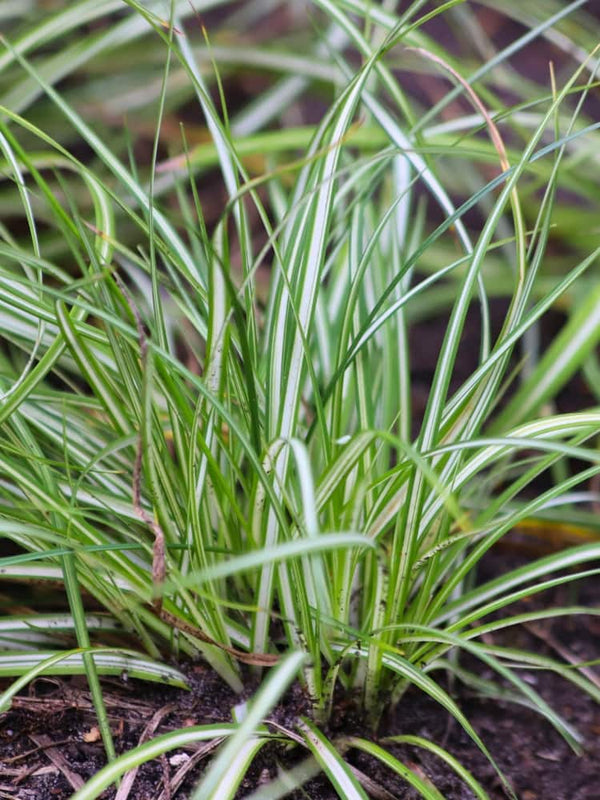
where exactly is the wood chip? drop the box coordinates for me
[28,734,84,792]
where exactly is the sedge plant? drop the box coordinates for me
[1,1,600,797]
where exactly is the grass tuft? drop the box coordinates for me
[1,1,599,796]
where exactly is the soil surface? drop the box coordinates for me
[1,554,599,800]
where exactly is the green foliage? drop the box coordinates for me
[1,1,599,796]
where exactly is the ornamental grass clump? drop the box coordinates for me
[1,2,600,797]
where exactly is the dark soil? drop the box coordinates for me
[1,557,599,800]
